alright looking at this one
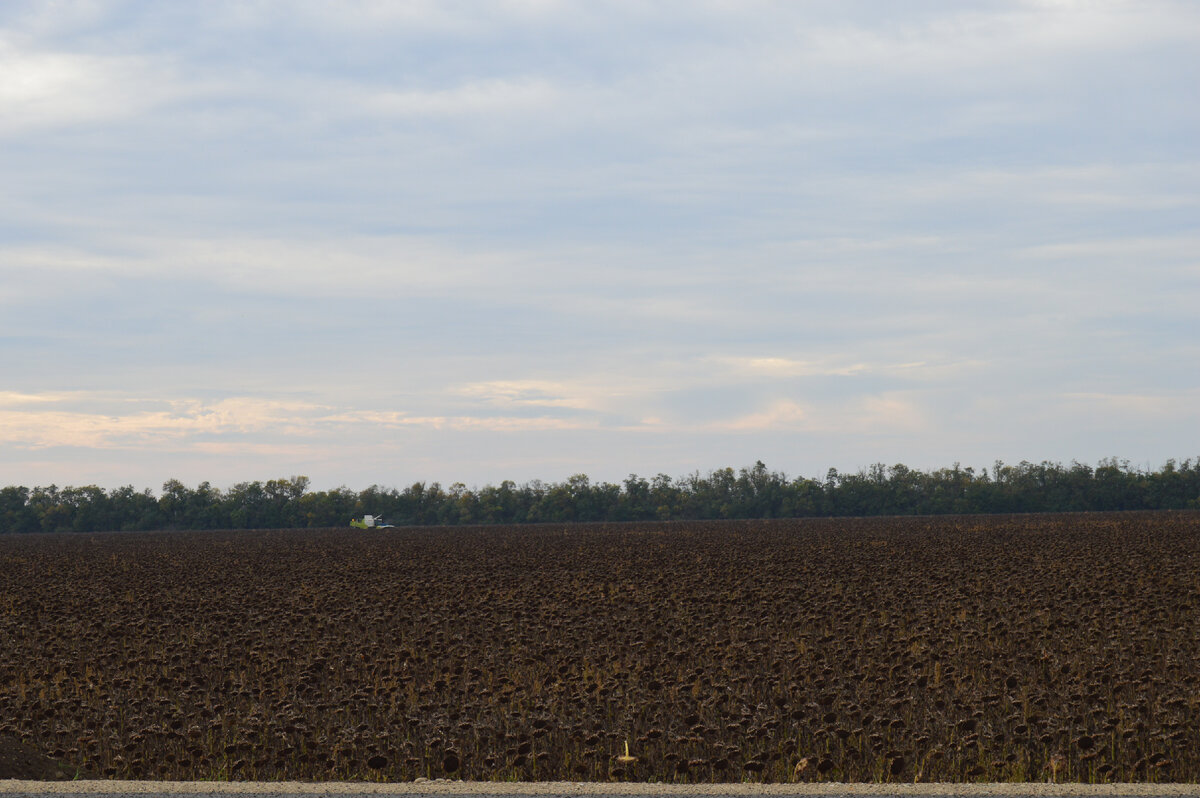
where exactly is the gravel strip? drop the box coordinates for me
[4,784,1200,796]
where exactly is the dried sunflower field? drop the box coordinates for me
[1,512,1199,783]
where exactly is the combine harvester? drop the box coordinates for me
[350,514,394,529]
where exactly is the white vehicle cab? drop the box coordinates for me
[350,514,395,529]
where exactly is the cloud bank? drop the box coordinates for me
[1,0,1197,490]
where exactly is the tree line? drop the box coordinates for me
[1,458,1198,534]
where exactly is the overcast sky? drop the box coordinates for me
[1,0,1197,493]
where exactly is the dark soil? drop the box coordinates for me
[0,735,95,780]
[3,513,1200,782]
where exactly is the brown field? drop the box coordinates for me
[1,512,1199,783]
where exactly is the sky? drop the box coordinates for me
[1,0,1198,493]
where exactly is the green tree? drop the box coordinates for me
[0,486,38,533]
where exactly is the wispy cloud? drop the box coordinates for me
[1061,390,1200,418]
[0,392,603,452]
[716,357,869,378]
[709,392,928,435]
[722,399,809,432]
[1019,234,1200,263]
[0,391,67,407]
[361,78,560,118]
[0,235,546,303]
[454,380,596,410]
[0,40,176,133]
[0,396,331,449]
